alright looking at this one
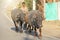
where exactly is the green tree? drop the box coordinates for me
[25,0,33,11]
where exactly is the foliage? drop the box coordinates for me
[25,0,33,11]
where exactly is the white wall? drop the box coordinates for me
[57,2,60,20]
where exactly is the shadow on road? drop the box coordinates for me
[23,37,33,40]
[11,27,38,37]
[11,27,20,32]
[10,27,41,40]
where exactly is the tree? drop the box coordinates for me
[25,0,33,11]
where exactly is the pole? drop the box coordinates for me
[33,0,36,10]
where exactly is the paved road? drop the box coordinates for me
[0,7,60,40]
[0,0,60,40]
[0,11,60,40]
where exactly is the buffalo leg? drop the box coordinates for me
[34,26,37,37]
[19,20,23,33]
[27,24,32,33]
[38,28,42,39]
[14,21,18,32]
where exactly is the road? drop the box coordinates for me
[0,0,60,40]
[0,9,60,40]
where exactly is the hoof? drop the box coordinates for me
[38,35,42,39]
[28,30,31,33]
[15,28,19,32]
[20,30,23,33]
[38,36,42,39]
[34,32,38,37]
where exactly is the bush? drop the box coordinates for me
[25,0,33,11]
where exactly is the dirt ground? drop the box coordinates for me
[42,20,60,39]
